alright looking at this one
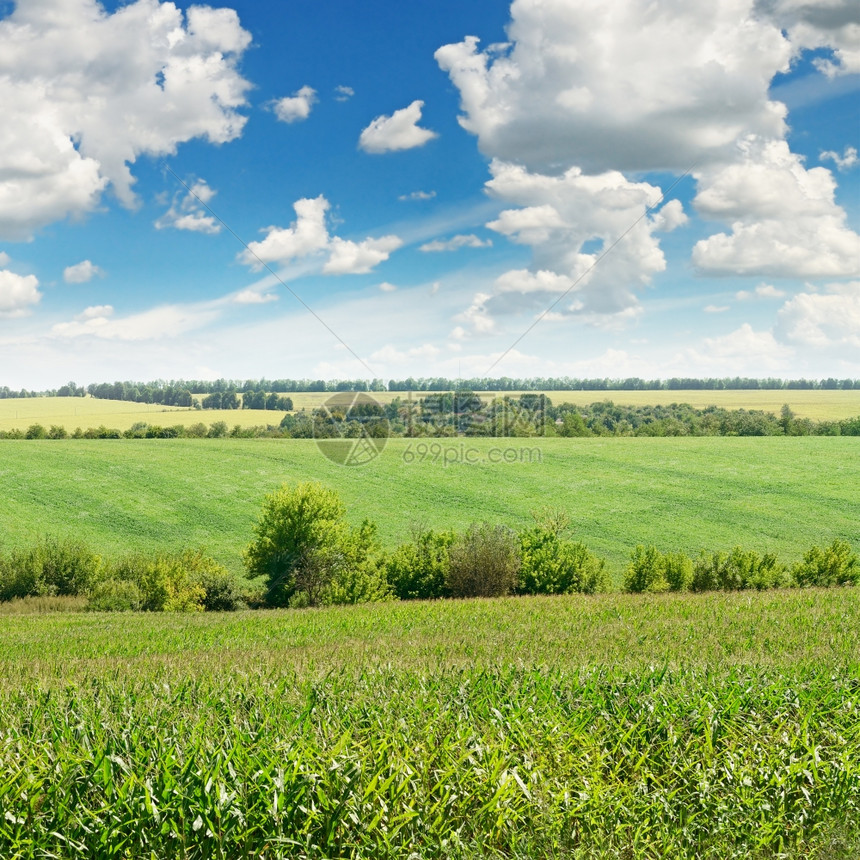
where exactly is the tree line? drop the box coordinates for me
[2,375,859,402]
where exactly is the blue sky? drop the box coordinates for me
[0,0,858,388]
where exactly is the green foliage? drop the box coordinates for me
[0,537,103,601]
[244,482,388,608]
[386,525,455,600]
[446,522,521,598]
[792,539,859,587]
[86,578,142,612]
[109,550,214,612]
[625,544,669,593]
[519,519,608,594]
[692,547,788,592]
[664,550,694,591]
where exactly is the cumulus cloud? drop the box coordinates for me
[0,269,41,317]
[704,304,730,313]
[240,195,402,275]
[272,86,317,123]
[334,85,354,102]
[0,252,9,268]
[63,260,103,283]
[155,179,221,234]
[358,100,438,153]
[762,0,860,75]
[680,323,794,373]
[693,136,860,277]
[452,160,682,334]
[435,1,791,174]
[323,235,403,275]
[233,289,278,304]
[378,282,397,292]
[820,146,859,170]
[775,281,860,349]
[0,0,251,240]
[419,234,492,252]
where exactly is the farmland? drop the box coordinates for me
[1,388,860,433]
[0,436,857,578]
[2,590,859,857]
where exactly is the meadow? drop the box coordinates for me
[1,388,859,433]
[0,436,857,578]
[1,590,859,858]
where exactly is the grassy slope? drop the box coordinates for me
[1,388,859,432]
[1,436,857,576]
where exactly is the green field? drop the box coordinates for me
[0,437,857,577]
[1,388,859,433]
[2,590,859,857]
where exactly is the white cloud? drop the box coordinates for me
[323,235,403,275]
[776,281,860,349]
[358,100,438,153]
[693,136,860,277]
[0,0,251,240]
[0,270,41,317]
[155,179,221,234]
[378,282,397,292]
[755,283,786,298]
[63,259,103,283]
[240,195,402,275]
[704,304,729,313]
[334,85,354,102]
[820,146,859,170]
[240,196,331,268]
[399,190,436,201]
[233,289,278,304]
[272,86,317,123]
[419,234,492,252]
[435,2,791,174]
[0,252,10,268]
[52,303,218,341]
[679,323,794,373]
[764,0,860,76]
[453,160,675,332]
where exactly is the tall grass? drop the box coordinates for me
[1,590,859,857]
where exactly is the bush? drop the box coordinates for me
[792,540,859,587]
[86,579,142,612]
[664,551,694,592]
[0,537,103,601]
[625,545,669,593]
[386,526,455,600]
[692,547,788,592]
[108,550,210,612]
[244,482,388,607]
[519,526,608,594]
[446,522,521,598]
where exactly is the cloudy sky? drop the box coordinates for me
[0,0,858,389]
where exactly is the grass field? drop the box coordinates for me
[1,590,859,857]
[0,437,857,578]
[1,389,859,433]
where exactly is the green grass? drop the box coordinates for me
[0,437,857,578]
[2,590,860,858]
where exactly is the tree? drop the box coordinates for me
[243,482,388,607]
[446,522,521,598]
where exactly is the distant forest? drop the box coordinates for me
[1,375,858,405]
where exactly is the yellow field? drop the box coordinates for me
[0,397,285,433]
[0,388,857,432]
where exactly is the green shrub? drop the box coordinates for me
[244,482,388,608]
[386,526,455,600]
[663,551,694,592]
[692,547,788,592]
[86,579,142,612]
[108,551,211,612]
[446,522,521,598]
[792,540,859,587]
[0,538,103,601]
[625,545,669,593]
[519,527,607,594]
